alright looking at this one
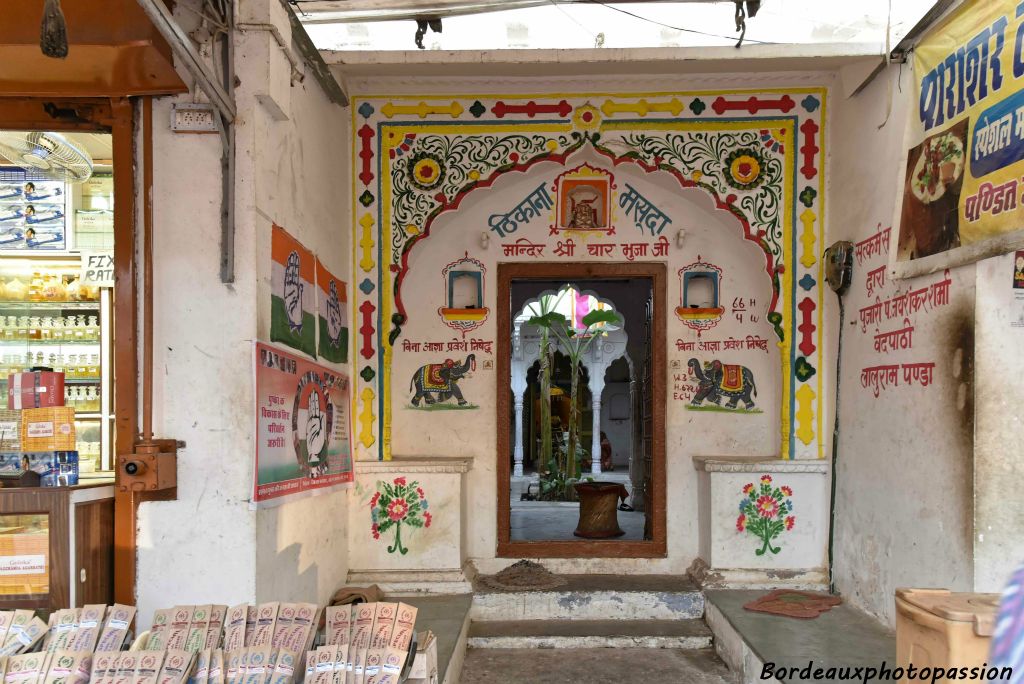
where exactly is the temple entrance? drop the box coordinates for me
[496,262,666,558]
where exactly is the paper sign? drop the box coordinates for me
[0,555,46,575]
[79,251,115,287]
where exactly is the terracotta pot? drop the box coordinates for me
[573,482,628,538]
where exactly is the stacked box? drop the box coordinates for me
[8,372,65,409]
[0,409,20,451]
[21,407,75,451]
[24,451,78,487]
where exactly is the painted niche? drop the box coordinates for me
[438,252,489,336]
[677,258,724,333]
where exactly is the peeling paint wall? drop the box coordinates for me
[828,65,975,624]
[974,252,1024,592]
[136,5,350,624]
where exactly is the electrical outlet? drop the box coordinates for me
[171,103,218,133]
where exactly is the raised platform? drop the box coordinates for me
[468,618,712,649]
[398,594,473,684]
[705,590,895,684]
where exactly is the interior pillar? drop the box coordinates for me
[513,394,525,477]
[590,395,602,474]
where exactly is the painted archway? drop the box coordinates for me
[352,89,827,462]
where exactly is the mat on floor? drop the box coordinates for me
[742,589,842,619]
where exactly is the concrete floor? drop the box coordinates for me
[461,647,735,683]
[706,590,895,683]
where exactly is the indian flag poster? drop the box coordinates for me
[270,224,316,357]
[315,258,348,364]
[254,342,353,506]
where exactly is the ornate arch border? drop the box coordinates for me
[351,89,827,462]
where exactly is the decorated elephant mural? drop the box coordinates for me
[687,357,759,412]
[409,354,476,408]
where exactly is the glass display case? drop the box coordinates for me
[0,163,114,474]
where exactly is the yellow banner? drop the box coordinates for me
[898,0,1024,263]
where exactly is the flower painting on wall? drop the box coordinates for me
[736,475,794,556]
[370,477,432,555]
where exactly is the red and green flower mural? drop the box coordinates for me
[370,477,432,555]
[736,474,795,556]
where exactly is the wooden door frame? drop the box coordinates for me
[496,261,667,558]
[0,98,139,604]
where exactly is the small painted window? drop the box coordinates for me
[449,271,483,309]
[683,272,719,309]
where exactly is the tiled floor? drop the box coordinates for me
[509,501,646,540]
[461,647,735,683]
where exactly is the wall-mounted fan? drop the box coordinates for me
[0,132,93,183]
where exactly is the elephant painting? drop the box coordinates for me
[687,358,758,411]
[410,354,476,408]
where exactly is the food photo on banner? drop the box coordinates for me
[254,342,353,506]
[895,0,1024,273]
[269,223,316,357]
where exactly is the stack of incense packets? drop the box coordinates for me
[322,603,417,684]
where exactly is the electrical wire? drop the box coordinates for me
[547,0,598,42]
[581,0,771,45]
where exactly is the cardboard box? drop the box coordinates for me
[25,451,79,487]
[0,409,21,450]
[406,632,436,684]
[0,452,25,475]
[21,407,75,452]
[8,372,65,410]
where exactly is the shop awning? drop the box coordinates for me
[0,0,186,99]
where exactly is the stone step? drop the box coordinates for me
[471,574,705,621]
[467,618,713,649]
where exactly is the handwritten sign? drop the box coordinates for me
[79,251,114,287]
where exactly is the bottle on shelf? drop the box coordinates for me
[65,354,77,379]
[88,353,99,378]
[88,315,99,340]
[27,273,44,302]
[27,316,40,340]
[17,316,28,341]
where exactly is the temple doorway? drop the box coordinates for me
[496,262,666,558]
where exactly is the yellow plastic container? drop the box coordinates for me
[896,588,1000,682]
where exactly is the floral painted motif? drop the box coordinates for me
[408,151,446,191]
[724,147,766,191]
[736,474,794,556]
[371,477,432,555]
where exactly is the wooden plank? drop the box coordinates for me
[74,498,114,607]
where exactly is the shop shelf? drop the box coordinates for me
[0,338,101,345]
[0,301,100,311]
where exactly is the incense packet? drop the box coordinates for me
[1,617,48,657]
[44,610,77,653]
[204,607,227,652]
[347,604,375,684]
[42,651,92,684]
[302,651,317,684]
[191,649,211,684]
[164,607,193,652]
[249,605,278,648]
[1,611,34,654]
[207,651,224,684]
[361,604,396,684]
[241,648,271,684]
[222,652,241,684]
[267,650,296,684]
[145,610,173,651]
[270,606,293,650]
[69,605,106,653]
[243,608,256,649]
[312,646,336,684]
[90,651,120,684]
[185,607,212,654]
[222,607,247,653]
[110,652,138,684]
[5,652,47,684]
[156,651,194,684]
[97,605,136,653]
[387,605,417,653]
[324,606,351,648]
[133,651,164,684]
[279,604,317,657]
[0,613,13,647]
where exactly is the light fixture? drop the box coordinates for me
[676,228,687,248]
[479,232,490,249]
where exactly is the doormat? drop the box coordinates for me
[478,560,569,592]
[743,590,842,619]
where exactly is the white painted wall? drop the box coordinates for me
[828,64,975,624]
[136,4,351,624]
[973,252,1024,592]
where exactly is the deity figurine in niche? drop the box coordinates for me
[553,164,614,234]
[567,186,603,230]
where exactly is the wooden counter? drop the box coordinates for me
[0,480,115,611]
